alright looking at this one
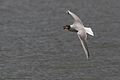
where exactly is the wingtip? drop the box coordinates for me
[66,10,70,14]
[85,52,89,59]
[86,55,90,60]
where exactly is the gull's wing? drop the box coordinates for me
[77,34,90,59]
[66,10,83,25]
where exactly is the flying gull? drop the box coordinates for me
[63,10,94,59]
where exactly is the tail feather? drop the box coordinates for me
[84,27,94,36]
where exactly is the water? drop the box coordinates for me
[0,0,120,80]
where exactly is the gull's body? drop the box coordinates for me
[63,10,94,59]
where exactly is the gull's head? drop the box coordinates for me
[63,25,70,31]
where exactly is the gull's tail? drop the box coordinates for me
[84,27,94,36]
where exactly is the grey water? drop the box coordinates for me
[0,0,120,80]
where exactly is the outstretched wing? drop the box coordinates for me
[66,10,83,25]
[77,34,90,59]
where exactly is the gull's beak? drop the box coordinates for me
[63,26,66,30]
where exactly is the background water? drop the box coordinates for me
[0,0,120,80]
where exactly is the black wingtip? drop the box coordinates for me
[66,10,70,14]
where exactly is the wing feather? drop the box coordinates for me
[67,10,83,25]
[77,34,90,59]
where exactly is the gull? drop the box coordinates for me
[63,10,94,59]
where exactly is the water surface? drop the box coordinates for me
[0,0,120,80]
